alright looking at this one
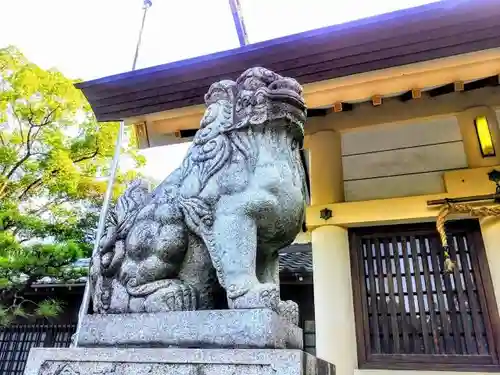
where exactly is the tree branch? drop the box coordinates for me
[73,147,99,163]
[17,134,98,199]
[18,177,43,200]
[4,122,34,179]
[17,147,98,200]
[0,122,36,198]
[41,107,59,126]
[1,106,60,198]
[27,106,59,153]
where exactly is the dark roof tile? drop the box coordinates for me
[279,245,313,274]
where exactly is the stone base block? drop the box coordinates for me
[24,348,335,375]
[77,309,302,349]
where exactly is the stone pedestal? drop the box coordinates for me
[25,348,334,375]
[77,309,302,349]
[24,310,335,375]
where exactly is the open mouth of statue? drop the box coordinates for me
[266,79,306,111]
[267,89,306,110]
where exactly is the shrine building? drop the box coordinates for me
[28,1,500,375]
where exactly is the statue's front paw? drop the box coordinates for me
[278,300,299,325]
[144,282,198,312]
[228,283,280,311]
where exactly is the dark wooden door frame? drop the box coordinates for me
[349,219,500,372]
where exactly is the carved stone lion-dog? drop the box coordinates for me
[90,67,308,324]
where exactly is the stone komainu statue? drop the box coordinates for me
[90,67,308,324]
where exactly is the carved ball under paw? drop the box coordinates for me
[144,283,197,312]
[278,300,299,325]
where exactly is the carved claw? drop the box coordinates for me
[278,300,299,325]
[229,283,280,311]
[165,283,197,311]
[228,283,299,325]
[144,282,198,312]
[259,285,280,310]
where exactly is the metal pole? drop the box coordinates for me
[72,120,125,347]
[427,193,500,206]
[132,0,152,70]
[229,0,249,47]
[72,0,153,347]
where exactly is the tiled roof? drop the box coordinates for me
[32,243,313,287]
[279,244,312,274]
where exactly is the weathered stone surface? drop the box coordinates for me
[25,348,335,375]
[90,67,308,325]
[77,309,303,349]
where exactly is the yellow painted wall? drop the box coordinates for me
[306,127,344,205]
[306,165,500,229]
[305,99,500,229]
[307,90,500,375]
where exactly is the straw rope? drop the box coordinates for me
[436,201,500,273]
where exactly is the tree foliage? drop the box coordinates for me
[0,45,146,325]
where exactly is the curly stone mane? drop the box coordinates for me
[178,67,306,198]
[178,80,237,190]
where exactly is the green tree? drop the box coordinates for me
[0,45,146,325]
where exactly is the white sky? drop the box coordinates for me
[0,0,439,181]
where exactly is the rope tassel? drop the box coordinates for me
[436,201,500,274]
[436,203,456,274]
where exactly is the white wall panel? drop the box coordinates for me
[343,142,467,181]
[341,116,467,201]
[341,116,461,156]
[344,172,445,201]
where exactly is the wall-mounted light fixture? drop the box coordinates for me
[474,115,495,157]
